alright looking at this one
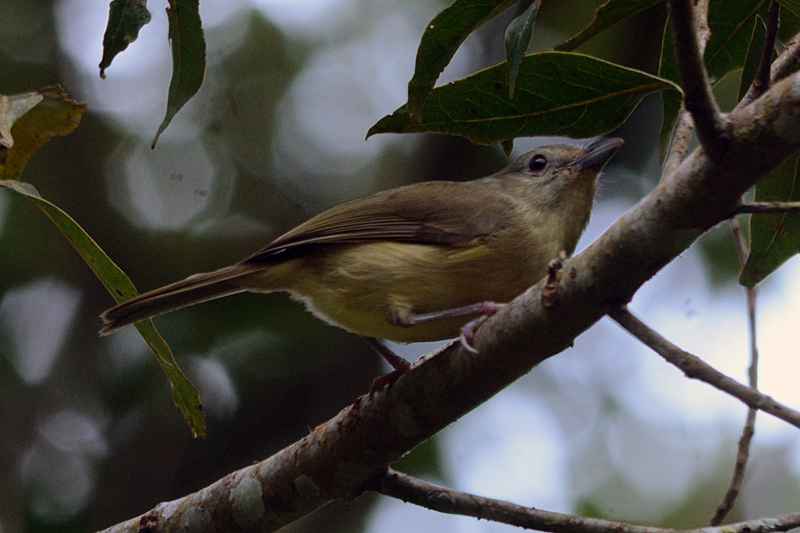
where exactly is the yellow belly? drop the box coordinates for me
[248,241,547,343]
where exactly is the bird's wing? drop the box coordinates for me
[242,181,514,263]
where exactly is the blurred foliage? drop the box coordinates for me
[1,87,205,437]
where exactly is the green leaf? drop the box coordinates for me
[0,87,85,181]
[370,52,680,146]
[0,87,206,437]
[0,179,206,437]
[554,0,662,52]
[778,7,800,42]
[658,91,683,161]
[407,0,517,119]
[98,0,153,79]
[658,18,682,162]
[777,0,800,17]
[704,0,764,82]
[706,1,800,82]
[740,154,800,287]
[658,1,778,162]
[152,0,206,148]
[738,13,767,101]
[504,0,541,99]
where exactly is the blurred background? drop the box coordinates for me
[1,0,800,531]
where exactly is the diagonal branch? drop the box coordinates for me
[769,32,800,86]
[607,307,800,430]
[667,0,729,161]
[377,469,800,533]
[732,201,800,214]
[737,26,800,113]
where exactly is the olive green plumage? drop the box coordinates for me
[100,138,622,342]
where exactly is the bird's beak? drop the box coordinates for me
[570,137,624,172]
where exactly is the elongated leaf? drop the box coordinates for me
[740,154,800,287]
[0,87,205,437]
[658,0,770,162]
[370,52,680,145]
[555,0,662,52]
[98,0,153,79]
[706,0,800,81]
[505,0,541,98]
[0,87,84,181]
[777,0,800,18]
[738,13,767,101]
[704,0,766,83]
[407,0,517,119]
[779,8,800,43]
[152,0,206,147]
[0,180,206,436]
[658,18,682,162]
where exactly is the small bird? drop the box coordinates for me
[100,138,622,350]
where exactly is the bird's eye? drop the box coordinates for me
[529,154,548,172]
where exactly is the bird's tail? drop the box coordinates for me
[99,263,264,335]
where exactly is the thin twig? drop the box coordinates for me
[737,26,800,112]
[662,106,695,180]
[710,408,757,525]
[377,469,800,533]
[742,2,781,104]
[732,201,800,214]
[709,216,762,525]
[770,33,800,86]
[730,215,750,265]
[667,0,730,161]
[607,307,800,431]
[661,0,710,180]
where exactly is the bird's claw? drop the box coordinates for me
[458,302,506,353]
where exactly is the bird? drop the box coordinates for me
[100,137,623,355]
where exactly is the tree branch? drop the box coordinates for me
[662,105,695,179]
[377,470,800,533]
[96,69,800,533]
[710,218,760,525]
[607,307,800,430]
[737,27,800,113]
[710,408,757,525]
[770,32,800,86]
[732,201,800,214]
[662,0,709,180]
[667,0,730,161]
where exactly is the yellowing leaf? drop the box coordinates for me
[0,86,84,181]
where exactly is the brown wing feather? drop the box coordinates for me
[243,181,513,263]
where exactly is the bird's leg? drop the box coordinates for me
[388,301,507,354]
[361,336,411,372]
[361,337,411,391]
